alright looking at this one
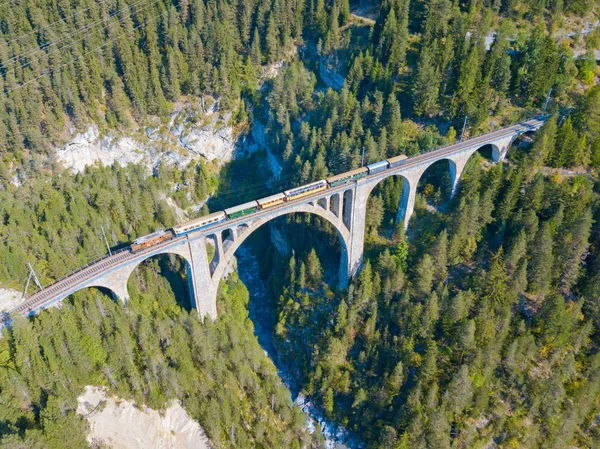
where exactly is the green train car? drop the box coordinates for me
[326,167,368,187]
[224,201,259,219]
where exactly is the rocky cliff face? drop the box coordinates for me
[77,386,212,449]
[56,102,259,173]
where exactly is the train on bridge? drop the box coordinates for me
[130,155,409,252]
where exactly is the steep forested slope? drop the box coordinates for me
[270,144,600,448]
[0,0,306,176]
[1,1,600,448]
[0,270,320,448]
[1,0,599,180]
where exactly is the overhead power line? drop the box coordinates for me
[6,7,169,93]
[0,0,17,10]
[0,0,157,71]
[8,0,162,74]
[2,0,112,48]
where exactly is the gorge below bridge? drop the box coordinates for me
[5,117,546,322]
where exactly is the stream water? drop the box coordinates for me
[235,246,363,449]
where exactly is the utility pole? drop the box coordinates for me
[361,146,366,167]
[28,263,42,289]
[543,88,552,112]
[22,263,42,300]
[460,116,468,142]
[101,225,112,256]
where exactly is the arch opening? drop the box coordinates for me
[476,143,501,162]
[317,197,328,210]
[206,234,220,275]
[227,211,349,375]
[366,175,409,239]
[236,223,250,239]
[510,130,536,158]
[417,159,453,210]
[127,253,194,312]
[330,193,342,218]
[222,228,235,253]
[342,189,353,229]
[67,286,119,306]
[225,212,347,288]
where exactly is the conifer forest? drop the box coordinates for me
[1,0,600,448]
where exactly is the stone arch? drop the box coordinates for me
[124,248,196,310]
[208,203,352,289]
[474,143,502,162]
[364,172,414,226]
[26,284,122,316]
[81,242,197,308]
[236,223,250,238]
[81,284,124,304]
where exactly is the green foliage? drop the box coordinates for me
[0,0,306,167]
[0,266,318,448]
[270,149,600,448]
[0,163,211,290]
[2,1,600,448]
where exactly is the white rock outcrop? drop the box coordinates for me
[0,288,22,312]
[56,104,249,173]
[57,125,147,173]
[77,386,212,449]
[171,121,235,163]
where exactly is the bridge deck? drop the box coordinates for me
[5,118,544,319]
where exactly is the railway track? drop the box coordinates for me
[4,118,544,321]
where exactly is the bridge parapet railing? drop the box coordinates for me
[23,246,132,298]
[16,116,549,304]
[21,234,189,301]
[416,113,547,157]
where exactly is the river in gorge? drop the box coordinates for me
[235,245,364,449]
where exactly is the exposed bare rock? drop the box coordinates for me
[0,288,22,312]
[56,103,247,173]
[319,58,345,91]
[77,386,212,449]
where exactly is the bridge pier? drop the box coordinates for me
[346,183,369,277]
[92,271,132,305]
[397,181,417,229]
[187,236,219,320]
[449,157,469,197]
[11,119,544,322]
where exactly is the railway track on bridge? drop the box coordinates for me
[3,117,545,322]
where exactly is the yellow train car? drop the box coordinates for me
[387,154,408,168]
[257,192,286,209]
[284,180,328,201]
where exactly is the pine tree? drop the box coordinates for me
[431,229,448,284]
[412,47,440,117]
[528,222,554,296]
[250,27,263,66]
[384,93,403,151]
[559,208,593,290]
[532,114,558,167]
[549,117,578,168]
[590,138,600,168]
[339,0,350,25]
[414,254,434,297]
[481,247,511,310]
[306,249,323,287]
[266,15,279,64]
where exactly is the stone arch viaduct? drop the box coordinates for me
[6,118,545,322]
